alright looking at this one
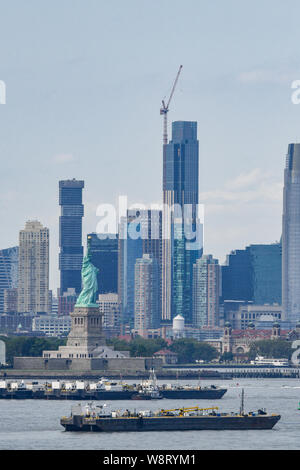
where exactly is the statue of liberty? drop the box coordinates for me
[75,235,99,307]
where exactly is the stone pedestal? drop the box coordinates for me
[66,305,105,349]
[42,305,129,361]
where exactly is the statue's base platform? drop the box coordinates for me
[13,356,163,373]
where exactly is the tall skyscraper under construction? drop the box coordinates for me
[162,121,202,324]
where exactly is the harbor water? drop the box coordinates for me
[1,378,300,450]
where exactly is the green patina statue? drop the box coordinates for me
[75,236,99,307]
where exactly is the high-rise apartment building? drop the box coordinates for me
[88,233,118,296]
[0,247,18,314]
[4,288,18,314]
[162,121,202,323]
[59,179,84,296]
[18,221,49,314]
[134,254,160,336]
[98,293,120,337]
[282,143,300,323]
[193,255,220,327]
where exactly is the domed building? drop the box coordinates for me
[221,321,289,360]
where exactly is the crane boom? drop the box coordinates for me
[160,65,183,145]
[166,65,183,109]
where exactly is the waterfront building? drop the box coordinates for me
[0,247,18,314]
[193,255,221,328]
[17,221,49,314]
[282,143,300,323]
[153,349,178,364]
[134,254,160,336]
[162,121,202,323]
[59,179,84,296]
[88,233,118,296]
[221,322,289,358]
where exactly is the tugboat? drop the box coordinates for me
[131,369,163,400]
[60,389,280,432]
[141,369,227,400]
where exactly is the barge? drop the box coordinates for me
[0,374,227,400]
[60,398,280,432]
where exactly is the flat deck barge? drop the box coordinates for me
[0,379,227,400]
[61,403,280,432]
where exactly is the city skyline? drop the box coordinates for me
[0,1,296,291]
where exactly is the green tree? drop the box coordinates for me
[169,338,219,363]
[0,336,67,365]
[219,351,234,363]
[107,336,168,357]
[249,339,292,360]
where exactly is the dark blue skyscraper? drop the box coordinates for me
[0,246,18,314]
[118,211,143,328]
[222,243,282,305]
[162,121,202,324]
[88,233,118,296]
[118,209,163,330]
[59,179,84,295]
[163,121,199,211]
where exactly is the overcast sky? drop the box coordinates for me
[1,0,300,291]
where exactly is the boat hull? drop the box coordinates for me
[160,388,226,399]
[61,414,281,432]
[0,388,227,400]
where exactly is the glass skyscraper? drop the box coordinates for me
[0,246,18,314]
[118,211,143,328]
[59,179,84,296]
[250,244,282,305]
[282,143,300,323]
[222,243,282,306]
[88,233,118,296]
[162,121,202,324]
[118,209,162,329]
[222,249,253,302]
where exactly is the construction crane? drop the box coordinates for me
[160,65,183,145]
[160,406,219,416]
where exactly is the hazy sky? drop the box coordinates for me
[1,0,300,291]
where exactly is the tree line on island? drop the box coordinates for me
[0,335,294,366]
